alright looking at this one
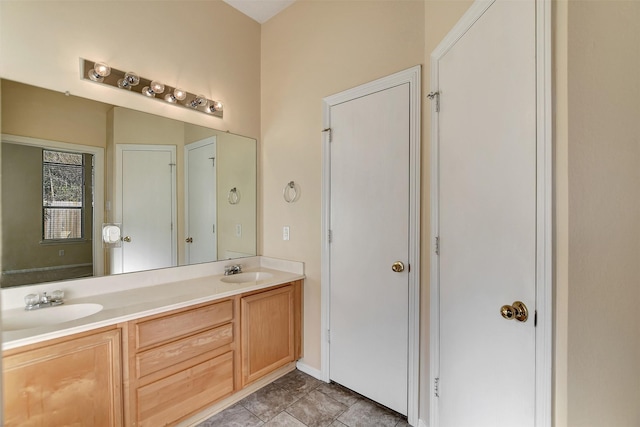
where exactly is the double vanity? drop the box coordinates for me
[1,256,304,426]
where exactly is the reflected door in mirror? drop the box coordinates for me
[114,145,177,274]
[185,137,217,264]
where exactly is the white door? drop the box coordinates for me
[329,83,410,415]
[432,0,542,425]
[185,137,217,264]
[115,145,176,274]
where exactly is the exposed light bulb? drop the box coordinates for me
[164,87,188,104]
[124,72,140,86]
[173,88,187,101]
[88,62,111,82]
[118,72,140,90]
[141,86,155,97]
[189,95,208,109]
[207,101,223,113]
[94,63,111,76]
[117,78,131,89]
[150,80,165,94]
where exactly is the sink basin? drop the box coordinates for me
[2,303,104,332]
[220,272,274,283]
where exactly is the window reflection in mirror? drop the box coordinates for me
[1,78,257,288]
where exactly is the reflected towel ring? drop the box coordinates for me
[228,187,241,205]
[283,181,299,203]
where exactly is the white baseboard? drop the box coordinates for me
[295,360,324,381]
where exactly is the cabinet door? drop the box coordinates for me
[3,328,122,427]
[241,284,296,385]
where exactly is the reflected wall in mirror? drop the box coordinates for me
[1,79,257,288]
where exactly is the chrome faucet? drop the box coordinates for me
[24,290,65,310]
[224,264,243,276]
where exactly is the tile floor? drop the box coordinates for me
[197,369,410,427]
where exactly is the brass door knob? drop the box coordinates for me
[123,236,132,243]
[186,237,193,243]
[500,301,528,322]
[391,261,405,273]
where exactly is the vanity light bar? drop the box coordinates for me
[80,59,223,118]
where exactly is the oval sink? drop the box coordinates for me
[220,272,274,283]
[2,303,104,332]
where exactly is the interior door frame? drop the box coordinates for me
[1,134,105,278]
[321,65,421,426]
[428,1,552,426]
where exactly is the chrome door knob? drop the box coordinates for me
[123,236,132,243]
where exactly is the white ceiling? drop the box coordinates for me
[223,0,296,24]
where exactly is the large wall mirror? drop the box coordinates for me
[1,79,257,288]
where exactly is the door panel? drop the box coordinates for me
[119,147,176,274]
[185,138,217,264]
[329,83,410,415]
[436,0,536,425]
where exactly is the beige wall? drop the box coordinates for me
[1,80,112,147]
[263,1,640,425]
[261,0,426,377]
[564,1,640,425]
[2,0,639,424]
[0,1,261,139]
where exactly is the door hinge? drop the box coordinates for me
[209,157,215,167]
[534,310,537,327]
[435,236,440,255]
[427,91,440,112]
[434,377,440,397]
[327,329,331,343]
[212,224,215,234]
[328,229,333,243]
[322,128,332,142]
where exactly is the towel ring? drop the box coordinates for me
[283,181,299,203]
[228,187,241,205]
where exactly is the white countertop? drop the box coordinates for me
[2,257,304,351]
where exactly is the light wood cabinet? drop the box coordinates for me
[123,298,239,427]
[3,327,123,427]
[2,279,303,427]
[241,280,302,386]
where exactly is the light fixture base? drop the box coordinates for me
[80,58,223,118]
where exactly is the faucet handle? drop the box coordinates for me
[24,293,39,307]
[51,290,65,304]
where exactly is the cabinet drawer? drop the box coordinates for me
[136,323,233,379]
[136,299,233,349]
[136,351,234,427]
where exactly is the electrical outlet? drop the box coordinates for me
[283,226,290,241]
[58,250,65,256]
[236,224,242,237]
